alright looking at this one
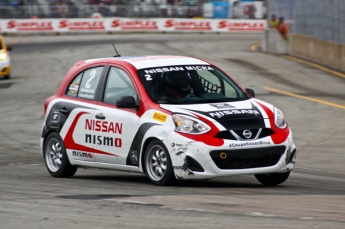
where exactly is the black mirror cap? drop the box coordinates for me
[116,96,139,109]
[245,88,255,98]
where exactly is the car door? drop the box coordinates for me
[60,66,104,162]
[93,66,140,166]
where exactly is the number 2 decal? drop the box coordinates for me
[85,70,96,89]
[145,74,152,81]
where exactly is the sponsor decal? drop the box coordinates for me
[72,150,93,158]
[145,66,184,74]
[209,109,260,118]
[7,20,53,31]
[144,66,213,74]
[69,84,79,91]
[111,19,158,30]
[50,109,60,128]
[84,119,123,148]
[165,19,211,30]
[59,20,104,30]
[85,119,122,133]
[152,112,168,123]
[79,88,95,93]
[85,134,122,147]
[171,142,183,148]
[185,66,213,71]
[64,112,118,156]
[218,20,265,31]
[78,93,94,99]
[229,141,270,148]
[210,103,235,109]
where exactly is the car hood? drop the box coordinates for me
[160,99,274,122]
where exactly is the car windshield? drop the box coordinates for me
[137,65,249,104]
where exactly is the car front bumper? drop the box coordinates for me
[165,131,296,180]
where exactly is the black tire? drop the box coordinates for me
[43,132,77,178]
[144,139,175,186]
[4,74,10,79]
[255,171,290,186]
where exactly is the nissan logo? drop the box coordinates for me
[243,130,252,139]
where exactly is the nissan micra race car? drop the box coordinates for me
[41,55,296,186]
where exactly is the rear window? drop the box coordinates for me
[65,66,104,100]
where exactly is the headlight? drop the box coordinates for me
[274,107,287,129]
[172,114,211,134]
[0,53,8,60]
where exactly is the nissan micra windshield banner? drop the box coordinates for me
[0,18,266,33]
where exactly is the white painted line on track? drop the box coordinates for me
[171,207,223,213]
[251,212,275,217]
[300,217,314,220]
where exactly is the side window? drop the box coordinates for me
[103,67,137,105]
[65,66,103,99]
[66,73,82,97]
[78,66,103,100]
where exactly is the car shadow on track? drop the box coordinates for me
[71,173,286,189]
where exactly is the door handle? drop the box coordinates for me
[60,107,69,115]
[95,113,106,120]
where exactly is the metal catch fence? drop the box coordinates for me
[267,0,345,44]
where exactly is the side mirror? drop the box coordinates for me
[116,96,139,109]
[245,88,255,98]
[7,46,12,51]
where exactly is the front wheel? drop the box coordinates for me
[144,140,175,186]
[255,171,290,186]
[44,132,77,178]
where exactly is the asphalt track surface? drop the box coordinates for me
[0,33,344,229]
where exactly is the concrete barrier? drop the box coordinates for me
[262,27,289,54]
[342,45,345,72]
[264,28,345,73]
[290,34,345,72]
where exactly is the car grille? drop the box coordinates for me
[210,146,286,170]
[214,128,274,140]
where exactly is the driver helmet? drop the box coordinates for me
[165,71,191,98]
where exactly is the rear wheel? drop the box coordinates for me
[44,132,77,178]
[255,171,290,186]
[144,140,174,186]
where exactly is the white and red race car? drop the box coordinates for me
[41,55,296,186]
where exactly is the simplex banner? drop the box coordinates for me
[0,18,266,33]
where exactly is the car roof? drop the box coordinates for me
[85,55,211,69]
